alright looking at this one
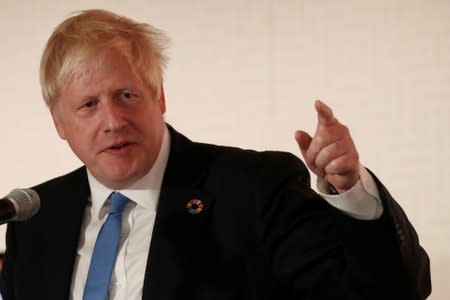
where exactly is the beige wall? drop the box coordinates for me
[1,0,448,298]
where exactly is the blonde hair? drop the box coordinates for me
[40,9,169,110]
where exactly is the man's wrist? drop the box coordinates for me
[316,164,384,220]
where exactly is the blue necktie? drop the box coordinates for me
[83,192,129,300]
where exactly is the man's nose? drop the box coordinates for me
[102,101,126,133]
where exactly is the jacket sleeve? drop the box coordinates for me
[368,169,431,299]
[256,152,431,299]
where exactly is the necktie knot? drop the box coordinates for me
[109,192,129,214]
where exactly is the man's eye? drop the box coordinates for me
[85,101,96,107]
[78,100,97,111]
[120,92,135,100]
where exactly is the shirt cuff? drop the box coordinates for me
[316,164,384,220]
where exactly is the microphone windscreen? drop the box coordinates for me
[6,189,40,221]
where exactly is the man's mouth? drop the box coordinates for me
[102,142,134,153]
[110,143,129,150]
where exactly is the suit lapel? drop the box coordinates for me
[142,127,215,299]
[40,167,90,298]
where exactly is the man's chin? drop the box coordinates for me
[90,155,154,188]
[93,168,142,190]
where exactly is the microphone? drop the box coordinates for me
[0,189,40,225]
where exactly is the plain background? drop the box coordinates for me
[0,0,448,298]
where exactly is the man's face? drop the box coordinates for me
[52,49,166,189]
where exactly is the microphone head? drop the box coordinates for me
[6,189,40,221]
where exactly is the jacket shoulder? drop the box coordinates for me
[31,166,88,196]
[193,141,311,185]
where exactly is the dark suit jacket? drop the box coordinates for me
[1,127,431,299]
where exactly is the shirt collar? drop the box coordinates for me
[87,125,171,218]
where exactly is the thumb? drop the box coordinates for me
[295,130,312,157]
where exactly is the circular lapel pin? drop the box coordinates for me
[186,199,204,214]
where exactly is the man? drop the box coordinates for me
[0,9,430,300]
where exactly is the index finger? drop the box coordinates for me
[315,99,337,127]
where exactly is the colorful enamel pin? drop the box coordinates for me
[186,199,204,214]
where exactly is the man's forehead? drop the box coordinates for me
[61,57,146,99]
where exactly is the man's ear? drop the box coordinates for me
[51,108,66,140]
[159,85,166,114]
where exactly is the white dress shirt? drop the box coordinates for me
[70,125,382,299]
[69,126,170,300]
